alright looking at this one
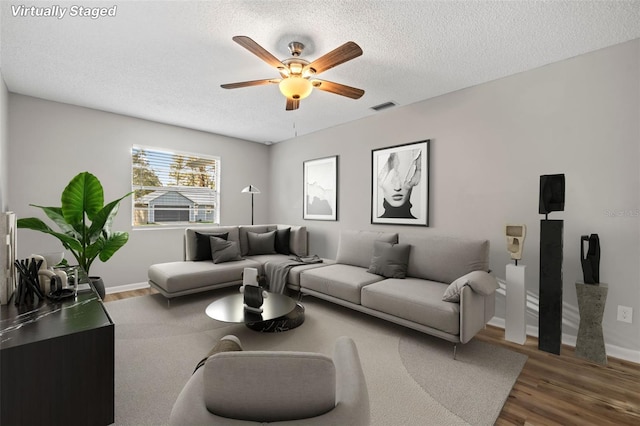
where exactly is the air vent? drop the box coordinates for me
[371,101,397,112]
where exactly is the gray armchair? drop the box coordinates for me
[169,336,370,425]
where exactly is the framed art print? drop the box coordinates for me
[303,155,338,221]
[371,140,430,226]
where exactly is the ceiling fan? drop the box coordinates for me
[221,36,365,111]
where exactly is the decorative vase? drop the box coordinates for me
[90,276,105,300]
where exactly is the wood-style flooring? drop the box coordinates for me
[104,289,640,425]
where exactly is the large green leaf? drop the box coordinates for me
[61,172,104,224]
[30,205,79,239]
[17,217,82,251]
[98,232,129,262]
[87,192,133,240]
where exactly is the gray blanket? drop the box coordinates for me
[265,255,322,294]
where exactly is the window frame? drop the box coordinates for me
[130,145,221,229]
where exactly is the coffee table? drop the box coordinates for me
[205,292,304,332]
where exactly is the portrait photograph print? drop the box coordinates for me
[372,140,429,226]
[303,155,338,221]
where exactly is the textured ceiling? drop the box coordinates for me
[2,1,640,144]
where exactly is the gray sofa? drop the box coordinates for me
[148,224,325,299]
[290,230,498,351]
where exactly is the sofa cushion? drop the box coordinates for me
[247,231,277,255]
[336,230,398,268]
[278,224,307,256]
[148,259,260,294]
[210,237,243,264]
[193,232,229,261]
[275,227,291,255]
[361,278,461,335]
[401,233,489,283]
[300,264,385,304]
[368,241,411,279]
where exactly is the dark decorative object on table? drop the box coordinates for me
[538,173,565,356]
[243,285,265,311]
[580,234,600,284]
[13,258,45,306]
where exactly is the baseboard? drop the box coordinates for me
[105,282,150,295]
[488,317,640,364]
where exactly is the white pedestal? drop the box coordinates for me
[505,264,527,345]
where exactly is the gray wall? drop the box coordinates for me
[8,95,270,287]
[0,71,8,212]
[269,40,640,354]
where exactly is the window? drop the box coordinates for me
[131,146,220,227]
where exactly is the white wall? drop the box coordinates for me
[8,95,270,287]
[270,40,640,354]
[0,72,8,212]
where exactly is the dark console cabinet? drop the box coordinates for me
[0,290,114,425]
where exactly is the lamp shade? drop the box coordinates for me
[241,185,261,194]
[279,76,312,100]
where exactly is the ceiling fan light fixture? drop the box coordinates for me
[279,76,312,100]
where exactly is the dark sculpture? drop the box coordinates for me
[581,234,600,284]
[539,174,565,216]
[13,258,45,306]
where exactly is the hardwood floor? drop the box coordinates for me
[104,289,640,425]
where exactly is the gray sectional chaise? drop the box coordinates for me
[289,230,498,350]
[148,224,324,299]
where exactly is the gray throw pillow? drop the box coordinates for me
[247,231,277,255]
[210,237,242,264]
[194,232,229,261]
[442,270,498,302]
[368,240,411,279]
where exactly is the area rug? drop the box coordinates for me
[107,289,526,425]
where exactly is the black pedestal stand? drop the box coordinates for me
[539,219,563,354]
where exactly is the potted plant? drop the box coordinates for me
[17,172,132,299]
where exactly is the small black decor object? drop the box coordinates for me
[580,234,600,284]
[539,174,565,217]
[13,258,45,306]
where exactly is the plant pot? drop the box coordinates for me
[89,276,105,300]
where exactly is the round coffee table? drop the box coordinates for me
[205,292,304,332]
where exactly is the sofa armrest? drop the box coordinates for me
[459,285,496,344]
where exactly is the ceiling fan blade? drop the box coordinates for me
[311,79,365,99]
[232,36,284,69]
[286,98,300,111]
[307,41,363,74]
[221,79,280,89]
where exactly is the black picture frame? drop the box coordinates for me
[371,140,430,226]
[303,155,338,221]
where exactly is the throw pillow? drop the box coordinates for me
[194,232,229,261]
[246,231,277,255]
[193,335,242,373]
[210,237,242,264]
[442,270,498,302]
[367,240,411,279]
[275,227,291,255]
[442,276,468,302]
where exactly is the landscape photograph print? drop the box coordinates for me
[303,155,338,221]
[372,140,430,226]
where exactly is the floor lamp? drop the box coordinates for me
[241,185,261,225]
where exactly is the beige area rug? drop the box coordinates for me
[107,288,526,425]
